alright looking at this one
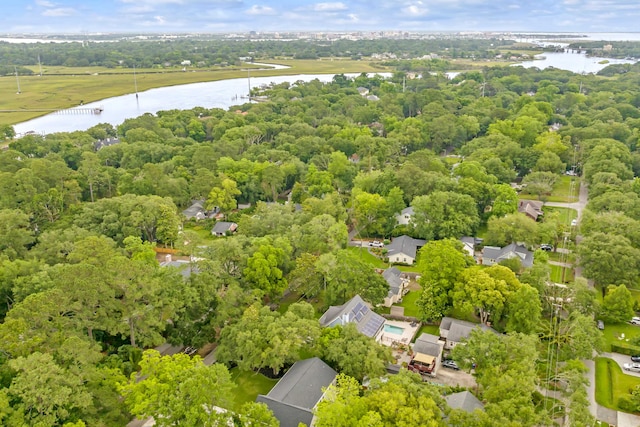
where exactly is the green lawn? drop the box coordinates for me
[346,246,388,269]
[542,206,578,225]
[549,264,574,283]
[601,322,640,352]
[396,290,421,317]
[547,176,579,203]
[595,357,640,410]
[413,324,440,342]
[229,368,278,412]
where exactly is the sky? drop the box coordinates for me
[2,0,640,34]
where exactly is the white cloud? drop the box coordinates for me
[313,2,348,12]
[42,7,75,16]
[154,15,166,24]
[402,2,429,17]
[35,0,55,7]
[246,5,276,15]
[119,0,184,4]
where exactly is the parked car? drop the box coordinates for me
[624,363,640,373]
[442,360,460,370]
[631,355,640,363]
[597,320,604,330]
[540,244,553,251]
[369,240,384,248]
[631,317,640,326]
[571,219,578,226]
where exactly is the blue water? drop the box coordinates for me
[384,324,404,335]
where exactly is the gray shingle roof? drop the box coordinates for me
[159,259,195,279]
[445,390,484,413]
[482,243,534,268]
[412,333,442,357]
[385,235,426,260]
[182,200,206,219]
[440,317,497,343]
[383,267,403,298]
[211,221,237,235]
[256,357,337,427]
[319,295,385,338]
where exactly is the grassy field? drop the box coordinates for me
[601,322,640,352]
[229,367,278,412]
[595,357,640,410]
[0,59,387,124]
[396,290,421,317]
[345,246,388,269]
[548,176,579,203]
[542,206,578,225]
[549,264,575,283]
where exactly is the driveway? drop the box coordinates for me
[604,352,640,378]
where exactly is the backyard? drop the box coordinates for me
[595,357,640,411]
[229,368,278,412]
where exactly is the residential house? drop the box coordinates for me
[385,235,426,265]
[439,317,497,350]
[445,391,484,413]
[460,236,475,259]
[395,206,414,226]
[408,333,444,377]
[211,221,238,237]
[481,243,534,268]
[182,200,210,221]
[159,254,196,279]
[319,295,386,338]
[256,357,337,427]
[382,267,408,307]
[518,199,544,221]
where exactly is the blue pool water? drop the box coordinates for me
[384,324,405,335]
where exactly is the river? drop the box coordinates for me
[515,51,635,74]
[14,72,390,135]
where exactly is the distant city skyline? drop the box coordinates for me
[2,0,640,34]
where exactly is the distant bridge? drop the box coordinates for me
[0,106,103,115]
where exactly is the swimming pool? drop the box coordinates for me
[384,324,405,335]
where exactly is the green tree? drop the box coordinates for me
[319,323,393,381]
[412,191,480,240]
[491,184,518,218]
[577,232,640,285]
[601,284,635,323]
[506,284,542,334]
[8,352,92,427]
[452,266,519,324]
[485,213,539,247]
[416,239,473,321]
[216,302,320,375]
[121,350,235,427]
[243,244,288,299]
[206,178,241,217]
[522,171,558,199]
[0,209,35,260]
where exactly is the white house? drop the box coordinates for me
[395,206,414,226]
[385,235,426,265]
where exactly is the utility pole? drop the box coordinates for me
[14,66,21,94]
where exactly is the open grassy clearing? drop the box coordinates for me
[542,206,578,225]
[548,176,579,202]
[396,290,421,318]
[0,59,386,124]
[228,367,278,412]
[595,357,640,411]
[549,264,574,283]
[601,322,640,352]
[345,246,388,269]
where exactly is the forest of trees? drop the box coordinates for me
[1,55,640,424]
[0,37,519,70]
